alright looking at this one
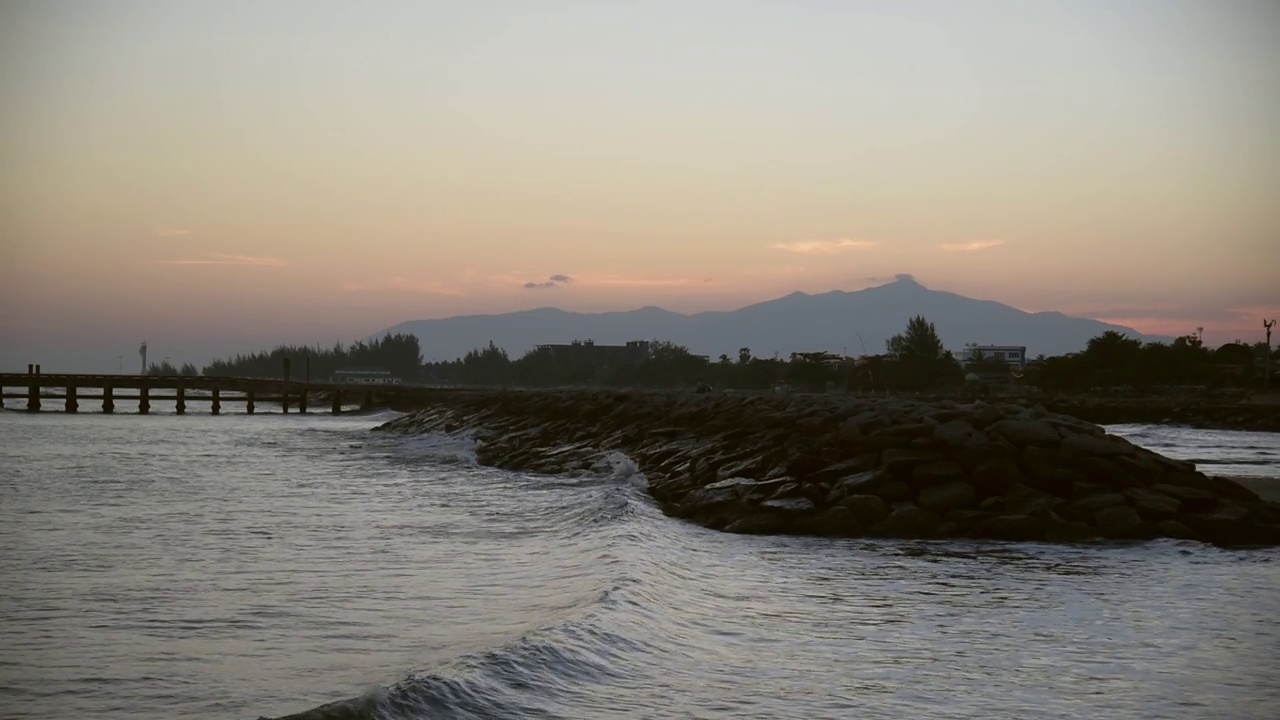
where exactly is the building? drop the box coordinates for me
[958,345,1028,368]
[534,339,653,366]
[330,367,401,385]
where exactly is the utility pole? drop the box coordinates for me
[1265,319,1276,389]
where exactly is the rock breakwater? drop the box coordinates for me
[377,390,1280,546]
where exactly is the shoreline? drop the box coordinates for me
[376,389,1280,546]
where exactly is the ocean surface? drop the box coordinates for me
[2,402,1279,720]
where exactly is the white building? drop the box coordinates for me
[958,345,1028,368]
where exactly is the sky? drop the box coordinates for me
[2,0,1278,371]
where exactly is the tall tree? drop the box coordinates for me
[885,316,960,389]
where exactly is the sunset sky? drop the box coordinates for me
[2,0,1278,371]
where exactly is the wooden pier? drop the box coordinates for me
[0,364,431,415]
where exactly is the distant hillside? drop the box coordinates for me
[372,276,1171,361]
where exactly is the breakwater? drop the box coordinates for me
[377,390,1280,546]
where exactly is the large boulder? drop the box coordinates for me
[969,456,1024,496]
[837,494,892,526]
[1094,505,1147,538]
[910,461,966,488]
[870,506,942,538]
[918,481,977,513]
[987,419,1061,447]
[1122,487,1182,521]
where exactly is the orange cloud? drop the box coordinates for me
[153,229,193,238]
[157,254,286,267]
[582,275,713,287]
[770,238,878,254]
[938,240,1005,253]
[341,276,459,295]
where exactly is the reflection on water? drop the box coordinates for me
[1,413,1277,719]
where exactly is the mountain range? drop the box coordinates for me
[373,276,1170,362]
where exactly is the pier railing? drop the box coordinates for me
[0,367,421,415]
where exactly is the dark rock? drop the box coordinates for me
[724,514,787,534]
[1155,519,1196,540]
[1071,481,1113,499]
[768,482,803,500]
[739,477,800,502]
[973,514,1044,541]
[827,469,891,502]
[852,434,911,454]
[979,496,1006,513]
[1094,505,1147,538]
[1044,514,1097,543]
[675,483,740,517]
[1122,487,1182,520]
[1045,416,1106,437]
[1074,456,1144,489]
[883,422,935,438]
[911,460,965,488]
[800,506,862,537]
[918,481,977,513]
[945,509,994,527]
[806,456,880,486]
[1183,504,1277,545]
[933,419,977,448]
[1160,471,1215,491]
[760,497,817,515]
[1021,447,1083,498]
[953,445,993,469]
[987,419,1061,447]
[881,448,945,476]
[1150,483,1218,511]
[877,481,911,503]
[785,453,826,479]
[837,494,891,526]
[969,457,1024,496]
[1112,454,1165,484]
[1069,493,1127,513]
[1061,431,1135,458]
[715,454,769,482]
[870,506,942,538]
[1206,476,1263,503]
[1003,484,1063,515]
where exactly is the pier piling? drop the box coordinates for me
[139,382,150,415]
[175,384,186,415]
[66,385,78,413]
[211,389,220,415]
[246,390,255,414]
[103,384,114,413]
[26,369,39,413]
[331,391,341,415]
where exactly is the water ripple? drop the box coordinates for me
[1,412,1277,719]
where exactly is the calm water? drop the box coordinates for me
[1,405,1278,719]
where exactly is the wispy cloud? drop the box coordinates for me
[587,275,712,287]
[157,253,286,267]
[938,240,1005,253]
[521,273,574,289]
[153,229,193,238]
[770,238,877,254]
[342,276,459,295]
[1086,307,1246,322]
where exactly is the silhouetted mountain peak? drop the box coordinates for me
[373,282,1170,361]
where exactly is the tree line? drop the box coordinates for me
[196,319,1276,393]
[198,333,423,381]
